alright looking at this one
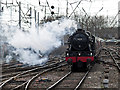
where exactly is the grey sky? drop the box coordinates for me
[1,0,120,17]
[16,0,119,16]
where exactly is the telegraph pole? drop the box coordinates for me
[38,12,39,26]
[30,7,32,26]
[0,0,2,75]
[34,9,36,23]
[44,6,46,19]
[19,2,21,28]
[66,0,68,17]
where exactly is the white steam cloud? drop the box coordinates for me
[6,18,77,65]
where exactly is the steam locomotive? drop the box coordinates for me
[65,28,102,71]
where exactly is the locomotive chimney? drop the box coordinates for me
[77,22,85,32]
[77,23,81,30]
[77,23,82,31]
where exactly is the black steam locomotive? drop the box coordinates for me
[65,28,102,71]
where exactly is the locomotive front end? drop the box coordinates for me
[65,29,95,71]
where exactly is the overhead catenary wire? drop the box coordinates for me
[1,0,54,28]
[1,0,119,27]
[46,0,51,13]
[68,2,77,19]
[68,0,83,18]
[110,10,120,26]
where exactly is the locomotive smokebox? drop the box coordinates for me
[69,32,89,51]
[77,23,81,30]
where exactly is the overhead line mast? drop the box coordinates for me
[0,0,1,12]
[66,0,68,17]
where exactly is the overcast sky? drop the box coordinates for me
[13,0,119,17]
[2,0,120,17]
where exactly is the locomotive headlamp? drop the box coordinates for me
[90,53,92,56]
[78,53,81,56]
[67,58,72,65]
[66,53,69,56]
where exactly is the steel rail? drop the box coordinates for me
[74,70,89,90]
[108,48,120,59]
[25,63,67,90]
[46,71,72,90]
[0,60,65,89]
[109,52,120,72]
[102,47,120,72]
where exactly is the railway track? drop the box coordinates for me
[80,47,119,89]
[103,47,120,72]
[0,45,119,89]
[24,48,102,89]
[2,57,61,73]
[104,45,120,58]
[0,59,66,90]
[108,47,120,59]
[24,63,68,90]
[25,64,94,90]
[46,70,90,90]
[98,47,119,88]
[109,50,120,72]
[1,57,64,82]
